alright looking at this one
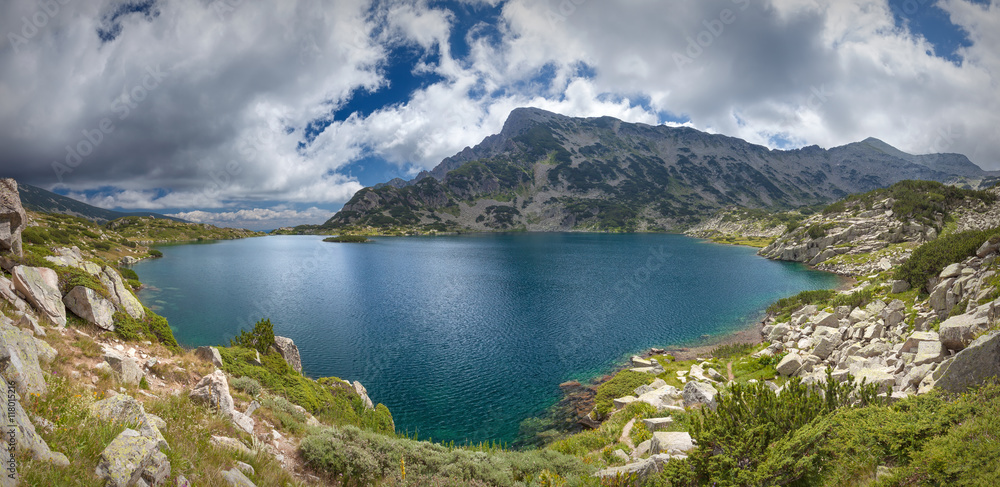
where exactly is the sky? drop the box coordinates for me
[1,0,998,230]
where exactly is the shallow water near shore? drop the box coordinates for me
[135,233,841,444]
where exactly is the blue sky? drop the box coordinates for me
[1,0,998,229]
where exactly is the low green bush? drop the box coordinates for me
[300,425,591,486]
[593,370,655,417]
[111,307,180,350]
[230,376,263,396]
[895,228,1000,292]
[766,289,836,321]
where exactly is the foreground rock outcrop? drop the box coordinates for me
[12,265,67,327]
[0,179,26,257]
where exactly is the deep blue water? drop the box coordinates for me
[134,233,840,444]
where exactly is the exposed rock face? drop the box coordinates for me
[939,314,990,351]
[195,346,224,368]
[12,265,67,326]
[353,380,375,410]
[272,336,302,373]
[0,179,26,257]
[935,332,1000,393]
[0,275,29,313]
[98,266,145,320]
[0,321,51,395]
[63,285,116,330]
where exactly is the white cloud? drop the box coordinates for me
[3,0,999,225]
[166,207,332,229]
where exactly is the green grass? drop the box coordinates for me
[592,371,656,417]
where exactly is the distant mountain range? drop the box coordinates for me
[319,107,998,233]
[17,183,186,223]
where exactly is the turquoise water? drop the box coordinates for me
[134,233,840,444]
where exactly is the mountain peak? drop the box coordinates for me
[500,107,563,136]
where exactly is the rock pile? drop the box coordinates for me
[0,179,26,257]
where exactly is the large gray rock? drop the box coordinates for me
[0,179,26,257]
[891,280,911,293]
[272,336,302,373]
[776,352,803,376]
[939,314,990,351]
[936,331,1000,393]
[855,367,896,393]
[0,321,49,395]
[682,381,718,410]
[977,238,1000,258]
[813,335,842,360]
[63,285,116,331]
[189,370,235,417]
[651,431,696,455]
[939,263,962,279]
[44,246,85,268]
[98,266,145,320]
[195,346,224,368]
[104,351,144,386]
[913,340,944,366]
[12,265,67,326]
[901,331,939,354]
[0,275,29,313]
[595,457,658,480]
[222,468,258,487]
[90,394,168,450]
[353,380,375,410]
[95,428,159,487]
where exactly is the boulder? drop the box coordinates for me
[44,246,85,268]
[613,396,637,409]
[936,331,1000,393]
[813,335,842,360]
[776,352,803,376]
[95,429,159,487]
[0,321,49,395]
[939,314,990,351]
[272,336,302,373]
[682,381,718,410]
[221,468,257,487]
[104,351,144,386]
[637,385,682,410]
[977,238,1000,258]
[913,340,944,366]
[90,394,168,449]
[939,263,962,279]
[855,367,896,393]
[811,311,839,328]
[63,286,116,331]
[595,457,658,480]
[189,370,235,417]
[98,266,145,320]
[195,346,224,368]
[901,331,939,354]
[231,410,255,435]
[651,431,696,455]
[848,307,869,324]
[642,417,674,431]
[891,280,911,294]
[0,179,26,257]
[768,323,790,341]
[0,276,30,315]
[12,266,66,326]
[143,450,171,486]
[17,313,46,336]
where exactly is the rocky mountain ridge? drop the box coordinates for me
[316,107,997,234]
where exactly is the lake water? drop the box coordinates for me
[135,233,840,444]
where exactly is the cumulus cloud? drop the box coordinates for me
[1,0,998,228]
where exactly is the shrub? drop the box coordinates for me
[766,289,836,320]
[111,308,180,350]
[230,376,263,396]
[895,228,1000,292]
[148,249,163,258]
[300,425,591,486]
[118,267,139,281]
[593,371,655,417]
[230,318,275,355]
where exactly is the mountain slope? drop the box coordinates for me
[320,108,997,233]
[17,183,186,223]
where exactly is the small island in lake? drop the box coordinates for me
[323,235,373,243]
